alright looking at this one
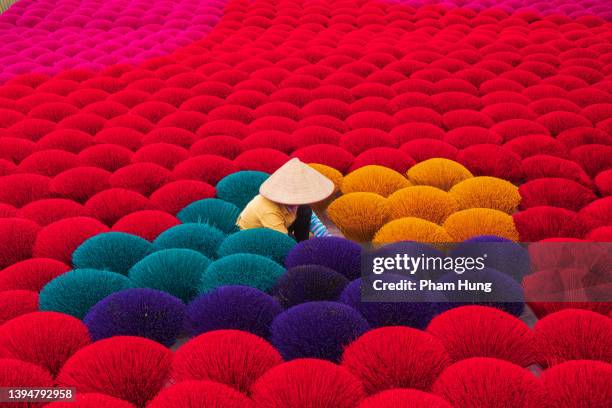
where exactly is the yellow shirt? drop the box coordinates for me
[236,195,297,234]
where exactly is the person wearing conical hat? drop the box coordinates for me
[236,158,334,242]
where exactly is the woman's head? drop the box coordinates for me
[259,158,335,205]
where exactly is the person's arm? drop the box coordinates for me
[260,211,289,234]
[310,212,331,237]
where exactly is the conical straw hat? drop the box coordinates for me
[259,158,335,205]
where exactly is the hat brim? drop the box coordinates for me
[259,186,334,205]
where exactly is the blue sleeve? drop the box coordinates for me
[310,212,331,237]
